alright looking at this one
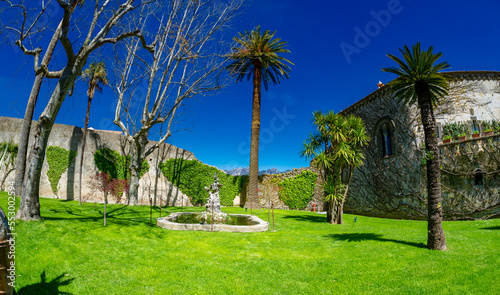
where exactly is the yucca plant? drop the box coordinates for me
[300,111,369,224]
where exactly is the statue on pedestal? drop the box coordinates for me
[205,173,223,213]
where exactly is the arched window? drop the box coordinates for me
[375,118,395,158]
[474,169,484,186]
[380,123,392,157]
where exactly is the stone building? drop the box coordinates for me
[340,71,500,220]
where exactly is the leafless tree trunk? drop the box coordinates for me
[2,1,66,197]
[113,0,242,205]
[12,0,155,221]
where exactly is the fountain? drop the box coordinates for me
[157,173,268,232]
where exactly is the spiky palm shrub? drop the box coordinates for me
[301,111,369,224]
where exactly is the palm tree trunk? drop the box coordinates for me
[247,64,262,211]
[326,201,333,223]
[14,22,63,197]
[78,94,93,205]
[416,84,446,250]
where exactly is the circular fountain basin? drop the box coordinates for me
[157,212,269,232]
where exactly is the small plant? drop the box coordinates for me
[443,135,452,141]
[481,120,492,131]
[86,172,129,226]
[442,123,455,139]
[490,120,500,133]
[473,130,479,134]
[442,122,469,139]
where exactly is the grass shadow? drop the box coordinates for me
[282,214,325,223]
[325,233,426,249]
[480,226,500,230]
[17,271,74,295]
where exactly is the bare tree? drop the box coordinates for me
[112,0,242,205]
[0,141,17,191]
[11,0,156,221]
[1,0,66,197]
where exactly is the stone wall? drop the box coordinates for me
[340,72,500,220]
[254,167,325,211]
[438,135,500,220]
[341,87,425,219]
[0,116,195,206]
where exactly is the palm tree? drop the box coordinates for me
[382,42,451,250]
[78,61,108,205]
[300,111,369,224]
[227,26,292,211]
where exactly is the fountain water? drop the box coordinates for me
[157,173,268,232]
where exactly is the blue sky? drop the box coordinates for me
[1,0,499,171]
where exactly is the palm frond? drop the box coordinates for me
[382,42,451,106]
[226,25,293,91]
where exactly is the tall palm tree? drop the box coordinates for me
[382,43,451,250]
[227,26,292,211]
[78,61,108,205]
[300,111,369,224]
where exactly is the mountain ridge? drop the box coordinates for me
[224,167,292,176]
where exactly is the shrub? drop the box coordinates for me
[86,172,129,204]
[278,170,317,210]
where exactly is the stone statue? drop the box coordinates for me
[204,173,223,213]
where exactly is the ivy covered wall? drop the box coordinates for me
[94,147,150,180]
[159,159,247,206]
[278,170,318,210]
[257,168,323,211]
[46,146,78,195]
[341,74,500,220]
[0,116,196,203]
[437,136,500,220]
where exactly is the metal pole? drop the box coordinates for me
[149,198,152,227]
[211,201,214,232]
[272,201,275,231]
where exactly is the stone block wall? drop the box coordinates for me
[438,135,500,220]
[341,87,425,219]
[255,167,325,211]
[0,116,195,206]
[340,72,500,220]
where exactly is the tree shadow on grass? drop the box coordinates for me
[480,226,500,230]
[42,205,151,228]
[17,271,74,295]
[325,233,426,249]
[282,214,326,223]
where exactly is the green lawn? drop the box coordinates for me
[1,192,499,294]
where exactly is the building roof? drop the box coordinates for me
[340,70,500,115]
